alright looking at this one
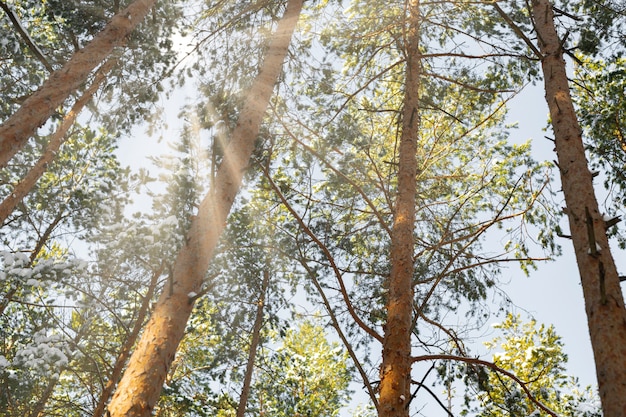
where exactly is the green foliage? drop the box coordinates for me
[155,175,303,415]
[0,0,62,119]
[462,314,601,417]
[0,0,182,133]
[251,319,352,417]
[266,0,560,345]
[572,0,625,57]
[1,0,615,415]
[573,57,626,245]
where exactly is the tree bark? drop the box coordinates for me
[379,1,420,416]
[531,1,626,415]
[106,1,303,415]
[0,0,156,168]
[0,58,117,226]
[236,267,270,417]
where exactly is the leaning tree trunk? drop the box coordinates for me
[379,1,420,416]
[0,0,156,168]
[0,57,118,225]
[531,1,626,415]
[106,1,303,415]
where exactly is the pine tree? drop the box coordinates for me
[106,1,304,414]
[0,0,159,167]
[530,0,626,414]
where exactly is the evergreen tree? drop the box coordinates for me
[0,0,159,166]
[3,1,623,416]
[106,1,304,414]
[251,320,352,417]
[528,1,626,414]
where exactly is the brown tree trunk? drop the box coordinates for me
[379,1,420,416]
[0,58,117,226]
[531,1,626,415]
[236,267,270,417]
[106,1,303,415]
[0,0,156,168]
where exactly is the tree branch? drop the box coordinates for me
[492,1,543,59]
[0,1,54,72]
[412,354,559,417]
[262,165,383,343]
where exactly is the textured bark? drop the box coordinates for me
[0,0,156,168]
[0,58,117,226]
[531,1,626,415]
[106,1,303,415]
[379,1,420,416]
[236,268,270,417]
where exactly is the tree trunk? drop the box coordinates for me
[106,1,303,415]
[236,267,270,417]
[379,1,420,416]
[531,1,626,415]
[0,0,156,168]
[0,58,117,225]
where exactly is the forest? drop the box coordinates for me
[0,0,625,416]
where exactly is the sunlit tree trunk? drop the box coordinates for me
[379,1,420,415]
[531,0,626,415]
[0,0,156,168]
[106,1,303,415]
[0,58,117,225]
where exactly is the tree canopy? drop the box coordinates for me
[1,0,625,416]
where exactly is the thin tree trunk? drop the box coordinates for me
[0,58,117,225]
[236,267,270,417]
[531,1,626,415]
[0,0,156,168]
[106,1,303,415]
[379,1,420,416]
[91,265,162,417]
